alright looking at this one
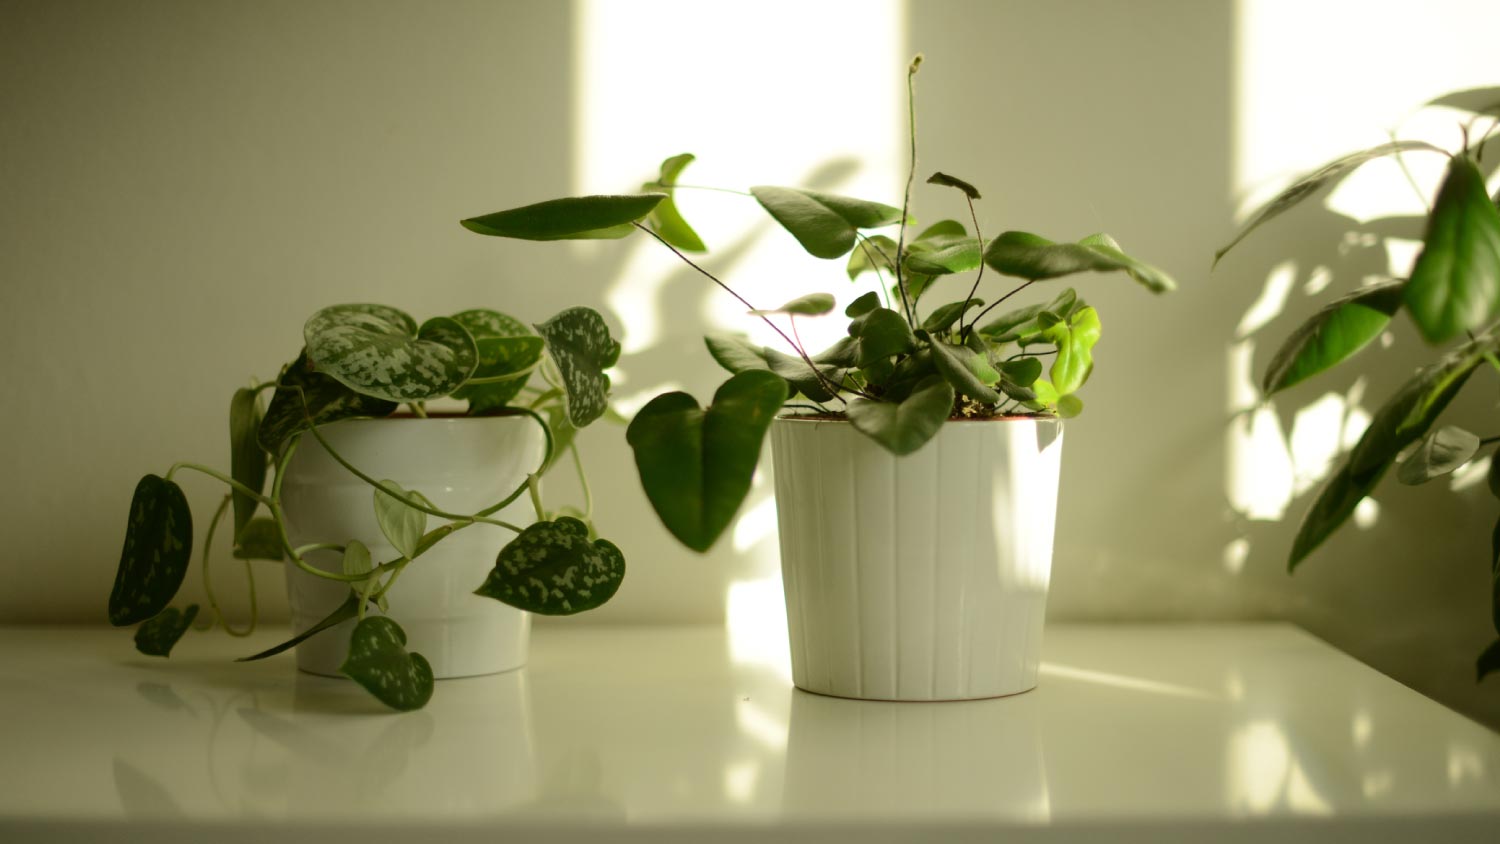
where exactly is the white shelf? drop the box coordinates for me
[2,623,1497,842]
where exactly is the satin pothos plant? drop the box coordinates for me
[108,303,625,710]
[461,56,1177,556]
[1214,87,1500,681]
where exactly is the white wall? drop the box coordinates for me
[3,0,1498,728]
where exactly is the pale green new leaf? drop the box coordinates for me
[374,481,428,561]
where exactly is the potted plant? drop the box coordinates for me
[462,56,1178,700]
[1214,87,1500,682]
[108,303,627,710]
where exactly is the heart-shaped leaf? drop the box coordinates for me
[999,356,1043,388]
[1057,394,1084,418]
[1261,281,1404,395]
[926,171,981,200]
[928,336,1002,404]
[1047,306,1102,395]
[704,333,770,375]
[763,348,846,402]
[304,306,478,403]
[232,517,284,561]
[1403,156,1500,344]
[905,238,983,276]
[912,219,968,245]
[749,293,836,316]
[449,309,545,413]
[475,517,626,615]
[845,291,882,318]
[229,388,266,537]
[625,370,788,552]
[258,350,399,456]
[374,481,429,560]
[461,194,665,241]
[751,186,904,259]
[109,475,193,626]
[1397,425,1480,485]
[535,307,621,428]
[847,234,899,280]
[847,376,955,455]
[134,605,199,657]
[643,154,707,252]
[339,616,434,711]
[922,298,984,335]
[848,307,917,368]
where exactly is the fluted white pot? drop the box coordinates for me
[280,416,546,679]
[770,416,1063,701]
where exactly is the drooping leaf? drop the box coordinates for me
[374,481,428,560]
[926,171,981,200]
[232,517,284,561]
[535,307,621,428]
[845,291,881,317]
[1076,233,1177,293]
[1397,426,1480,485]
[749,293,836,316]
[911,219,968,245]
[228,388,265,537]
[449,309,545,413]
[904,238,983,276]
[846,235,899,280]
[625,371,788,552]
[643,153,707,252]
[304,306,478,403]
[928,335,1001,404]
[1428,87,1500,116]
[848,307,917,368]
[1477,638,1500,682]
[109,475,193,627]
[763,348,846,402]
[751,186,904,259]
[1402,156,1500,344]
[1214,140,1447,265]
[846,376,955,455]
[985,231,1122,280]
[1046,307,1102,395]
[1260,282,1404,395]
[134,605,199,657]
[921,298,984,335]
[704,333,771,375]
[339,616,434,711]
[475,517,625,615]
[257,350,398,456]
[237,591,360,662]
[461,194,665,241]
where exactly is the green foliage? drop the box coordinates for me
[535,307,622,428]
[339,616,434,712]
[644,154,707,252]
[461,194,664,241]
[449,309,545,413]
[304,306,478,403]
[110,475,193,627]
[1403,156,1500,344]
[751,186,904,259]
[476,517,625,614]
[1397,426,1480,485]
[750,293,837,316]
[847,377,955,455]
[1260,282,1404,395]
[228,388,266,538]
[134,605,198,657]
[374,481,429,560]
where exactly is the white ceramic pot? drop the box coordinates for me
[280,416,546,679]
[769,416,1063,701]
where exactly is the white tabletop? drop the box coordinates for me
[2,623,1497,842]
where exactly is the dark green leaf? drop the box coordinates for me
[1262,282,1404,394]
[258,350,398,456]
[229,388,265,537]
[846,376,954,455]
[134,605,198,657]
[749,292,836,316]
[237,591,360,662]
[846,235,898,280]
[984,231,1121,280]
[1076,233,1178,293]
[475,517,625,615]
[339,616,434,711]
[928,336,1001,403]
[845,291,881,317]
[848,307,917,368]
[1403,156,1500,344]
[449,309,544,413]
[901,272,939,304]
[109,475,193,626]
[999,356,1043,388]
[232,517,284,561]
[625,371,788,552]
[1214,140,1448,265]
[374,481,428,560]
[922,298,983,335]
[904,238,983,276]
[763,347,845,404]
[1489,451,1500,499]
[704,333,771,375]
[1397,425,1480,485]
[1478,638,1500,682]
[461,194,665,241]
[535,307,621,428]
[751,186,904,259]
[644,154,707,252]
[304,306,478,403]
[926,171,981,200]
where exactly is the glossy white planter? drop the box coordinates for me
[770,416,1063,701]
[280,416,546,679]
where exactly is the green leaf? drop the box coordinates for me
[1076,233,1178,293]
[904,238,983,276]
[751,186,904,259]
[763,348,847,403]
[1396,426,1480,485]
[928,336,1002,404]
[238,591,361,662]
[625,371,788,552]
[134,605,198,657]
[461,194,665,241]
[643,154,707,252]
[1478,638,1500,682]
[704,333,771,375]
[922,298,984,335]
[475,517,625,615]
[1047,307,1102,395]
[1290,339,1490,569]
[749,292,836,316]
[846,376,955,455]
[1214,140,1447,265]
[449,309,545,413]
[232,517,284,561]
[339,616,434,711]
[847,235,899,280]
[848,307,917,368]
[999,356,1043,388]
[978,288,1079,342]
[926,171,981,200]
[535,307,621,428]
[541,401,577,474]
[109,475,193,627]
[845,291,881,317]
[1057,394,1084,418]
[229,388,266,537]
[1403,156,1500,344]
[304,306,479,403]
[342,538,372,578]
[258,350,398,456]
[985,231,1121,280]
[912,219,968,244]
[1261,282,1405,395]
[374,481,428,560]
[1489,452,1500,499]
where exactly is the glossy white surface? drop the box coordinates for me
[280,417,545,678]
[2,624,1497,842]
[771,417,1063,700]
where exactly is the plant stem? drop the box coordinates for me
[198,494,258,637]
[956,194,987,343]
[892,56,924,329]
[569,444,594,520]
[407,402,428,418]
[165,462,271,505]
[655,183,753,197]
[527,474,546,522]
[968,279,1037,329]
[854,233,894,311]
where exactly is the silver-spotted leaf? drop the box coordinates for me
[338,616,434,711]
[257,350,398,456]
[109,475,193,627]
[476,517,625,615]
[449,309,545,413]
[461,194,665,241]
[535,307,621,428]
[304,306,478,402]
[134,605,199,657]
